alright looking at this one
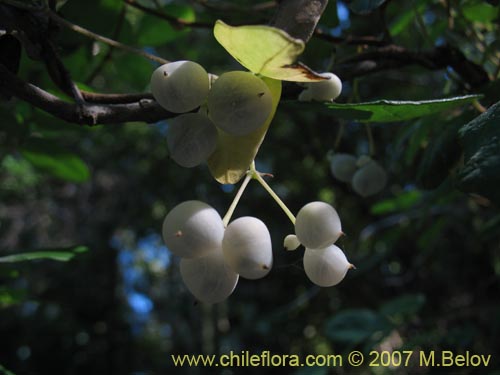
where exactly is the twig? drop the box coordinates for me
[85,3,128,84]
[124,0,212,29]
[46,8,169,65]
[313,28,388,46]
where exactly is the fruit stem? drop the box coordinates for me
[250,162,296,225]
[222,171,253,227]
[365,124,375,156]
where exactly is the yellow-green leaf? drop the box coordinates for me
[214,20,324,82]
[207,77,282,184]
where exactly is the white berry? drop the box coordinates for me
[162,201,224,258]
[303,245,352,287]
[167,112,218,168]
[207,71,273,136]
[298,72,342,102]
[352,160,387,197]
[180,247,239,304]
[150,61,209,113]
[222,216,273,279]
[283,234,301,251]
[295,201,342,249]
[330,153,358,183]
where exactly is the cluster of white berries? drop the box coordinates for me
[162,200,272,304]
[162,200,353,303]
[330,153,387,197]
[153,61,351,303]
[285,201,353,287]
[150,61,274,168]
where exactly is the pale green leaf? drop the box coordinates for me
[214,20,324,82]
[320,95,480,122]
[207,77,282,184]
[0,246,88,263]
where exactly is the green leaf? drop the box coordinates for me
[457,101,500,205]
[0,287,26,308]
[208,77,282,184]
[371,190,423,215]
[349,0,387,15]
[379,294,426,323]
[389,0,428,36]
[416,115,471,189]
[462,1,499,23]
[325,309,390,345]
[321,95,480,122]
[213,20,324,82]
[0,363,16,375]
[0,246,88,263]
[137,4,195,46]
[20,137,90,183]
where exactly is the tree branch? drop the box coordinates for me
[313,28,388,46]
[334,44,490,88]
[0,64,172,125]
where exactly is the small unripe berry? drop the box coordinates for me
[330,153,357,183]
[162,201,224,258]
[295,201,343,249]
[150,61,209,113]
[283,234,301,251]
[180,247,239,304]
[222,216,273,279]
[303,245,352,287]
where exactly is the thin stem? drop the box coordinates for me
[365,124,375,156]
[472,99,487,113]
[333,123,344,150]
[85,3,128,84]
[251,163,296,225]
[222,172,253,227]
[125,0,212,29]
[47,9,169,65]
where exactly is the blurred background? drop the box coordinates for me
[1,0,499,374]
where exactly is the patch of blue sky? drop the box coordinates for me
[330,1,351,37]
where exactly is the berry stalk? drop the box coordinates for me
[250,162,296,225]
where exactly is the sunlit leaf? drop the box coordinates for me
[20,137,90,183]
[214,20,324,82]
[207,77,281,184]
[0,246,88,263]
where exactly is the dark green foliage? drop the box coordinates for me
[458,101,500,205]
